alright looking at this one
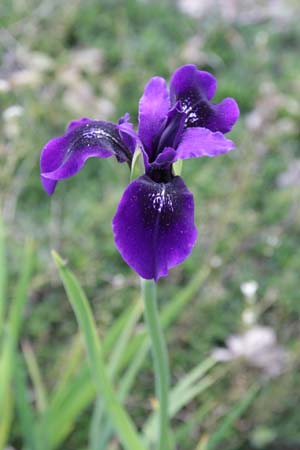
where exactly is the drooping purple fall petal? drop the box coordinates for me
[112,175,197,280]
[117,114,138,152]
[40,119,135,195]
[170,64,239,133]
[187,97,240,133]
[175,127,235,159]
[138,77,170,159]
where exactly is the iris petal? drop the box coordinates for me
[112,175,197,280]
[184,97,240,133]
[170,64,239,133]
[149,126,234,171]
[152,147,177,168]
[176,127,235,159]
[156,103,186,155]
[138,76,170,159]
[170,64,217,102]
[40,119,135,195]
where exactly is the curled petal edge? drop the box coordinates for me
[40,118,136,195]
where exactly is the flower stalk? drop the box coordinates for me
[141,278,171,450]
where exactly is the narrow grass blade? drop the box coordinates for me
[15,356,38,450]
[169,375,217,417]
[89,298,143,450]
[52,250,146,450]
[205,384,260,450]
[49,333,84,408]
[89,267,212,450]
[175,401,216,444]
[143,367,226,446]
[0,215,7,341]
[46,265,211,450]
[0,240,34,449]
[47,306,131,438]
[22,340,48,413]
[172,357,217,396]
[6,241,34,346]
[96,342,149,450]
[50,297,140,411]
[110,299,143,378]
[103,299,141,354]
[43,367,96,449]
[45,301,143,450]
[0,387,13,450]
[162,267,211,329]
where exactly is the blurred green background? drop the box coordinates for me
[1,0,300,449]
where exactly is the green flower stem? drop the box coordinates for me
[141,278,171,450]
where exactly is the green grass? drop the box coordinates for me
[1,0,300,449]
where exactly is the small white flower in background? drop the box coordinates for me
[10,69,42,88]
[1,48,54,91]
[29,51,54,72]
[180,35,207,65]
[95,98,115,117]
[242,308,256,326]
[2,105,24,121]
[212,326,289,379]
[266,234,280,247]
[240,280,258,299]
[111,274,126,289]
[210,255,223,268]
[245,110,263,130]
[63,82,115,117]
[62,80,95,114]
[277,160,300,188]
[15,47,54,72]
[177,0,210,18]
[59,67,81,86]
[70,48,104,74]
[0,79,10,93]
[2,105,24,139]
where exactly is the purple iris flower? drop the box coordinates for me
[40,64,239,280]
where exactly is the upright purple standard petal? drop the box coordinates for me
[170,64,239,133]
[155,103,186,155]
[170,64,217,102]
[112,175,197,280]
[40,119,135,195]
[138,77,170,159]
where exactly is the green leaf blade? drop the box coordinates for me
[52,250,146,450]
